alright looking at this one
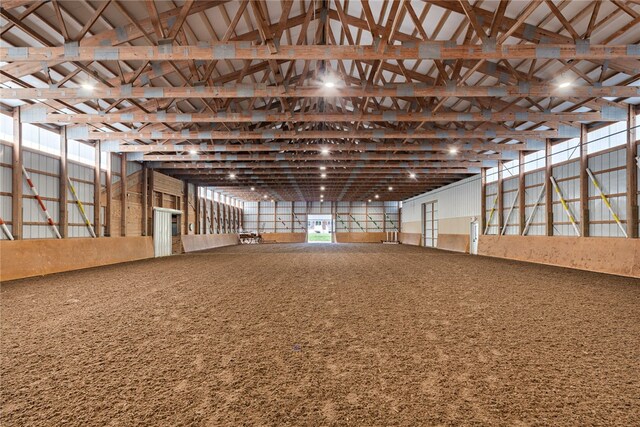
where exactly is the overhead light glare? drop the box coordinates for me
[409,172,416,179]
[321,148,330,155]
[558,80,572,88]
[229,173,236,179]
[375,194,379,199]
[324,81,335,88]
[189,148,198,155]
[449,147,458,154]
[81,83,94,91]
[251,187,255,191]
[388,186,393,191]
[320,166,326,170]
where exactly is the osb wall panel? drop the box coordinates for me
[437,234,470,253]
[181,234,239,252]
[479,236,640,278]
[261,233,307,243]
[335,232,386,243]
[152,171,183,196]
[0,237,154,282]
[400,232,421,246]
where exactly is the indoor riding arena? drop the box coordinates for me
[1,1,639,426]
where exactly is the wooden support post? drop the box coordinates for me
[94,142,101,237]
[545,139,554,236]
[518,152,526,235]
[273,201,277,233]
[497,162,504,232]
[141,165,148,236]
[291,201,294,233]
[183,182,189,235]
[627,104,638,238]
[12,107,22,239]
[365,200,369,232]
[348,201,352,232]
[193,185,199,234]
[580,124,589,237]
[105,153,112,236]
[59,126,68,238]
[148,168,155,234]
[120,155,127,236]
[382,202,387,233]
[480,168,486,234]
[257,201,261,233]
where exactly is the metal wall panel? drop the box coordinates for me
[0,144,12,239]
[588,148,627,237]
[523,170,545,236]
[552,160,580,236]
[502,177,519,235]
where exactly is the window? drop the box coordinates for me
[551,137,580,164]
[0,113,13,142]
[486,166,499,183]
[68,139,95,167]
[587,121,627,154]
[22,124,60,156]
[524,149,545,172]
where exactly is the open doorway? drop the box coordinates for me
[307,214,333,243]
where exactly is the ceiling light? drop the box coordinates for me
[558,80,572,88]
[320,166,326,171]
[251,187,255,191]
[368,199,372,203]
[229,173,236,179]
[409,172,416,179]
[321,148,330,155]
[324,81,335,88]
[189,148,198,155]
[388,186,393,191]
[81,83,94,91]
[449,147,458,154]
[321,173,327,178]
[375,194,379,199]
[320,186,325,191]
[263,194,268,199]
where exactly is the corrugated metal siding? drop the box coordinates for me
[0,144,12,239]
[523,170,545,236]
[552,160,580,236]
[588,148,627,237]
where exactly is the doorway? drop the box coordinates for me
[307,214,333,243]
[422,201,438,248]
[153,207,182,257]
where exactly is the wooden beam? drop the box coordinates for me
[105,151,112,236]
[138,153,505,164]
[82,128,562,141]
[545,139,553,236]
[518,151,525,235]
[3,43,638,62]
[120,155,126,236]
[141,163,148,236]
[148,162,482,173]
[580,124,589,237]
[32,110,614,124]
[99,140,545,154]
[94,142,101,236]
[627,104,638,238]
[12,107,22,239]
[60,126,68,238]
[3,84,638,100]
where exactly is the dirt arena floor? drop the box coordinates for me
[2,243,639,426]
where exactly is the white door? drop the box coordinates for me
[153,209,173,257]
[422,201,438,248]
[470,221,479,255]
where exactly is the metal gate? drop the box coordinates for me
[153,208,181,257]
